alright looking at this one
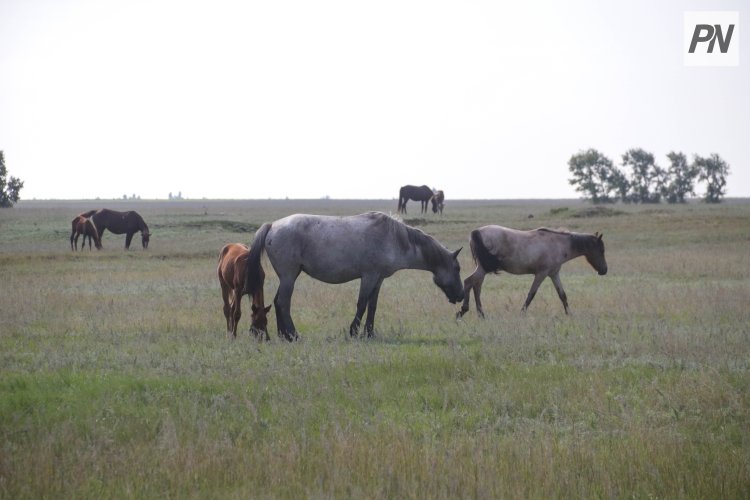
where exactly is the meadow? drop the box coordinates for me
[1,198,748,498]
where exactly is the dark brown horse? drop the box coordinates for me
[431,190,445,215]
[457,226,607,318]
[90,209,150,249]
[397,185,434,214]
[218,243,272,340]
[69,211,102,251]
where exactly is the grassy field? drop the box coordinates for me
[1,198,749,498]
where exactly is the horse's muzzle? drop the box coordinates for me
[598,268,608,276]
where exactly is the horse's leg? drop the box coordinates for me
[221,282,232,336]
[70,229,75,251]
[124,232,134,250]
[473,273,487,319]
[350,274,380,337]
[550,272,570,314]
[231,289,242,337]
[274,276,299,341]
[363,278,384,337]
[458,267,486,318]
[522,273,547,312]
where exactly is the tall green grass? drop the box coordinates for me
[1,199,749,498]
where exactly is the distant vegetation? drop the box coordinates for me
[0,151,25,208]
[568,148,730,204]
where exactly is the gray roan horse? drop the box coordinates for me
[457,226,607,318]
[245,212,465,341]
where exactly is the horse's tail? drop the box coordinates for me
[245,223,271,296]
[470,229,502,273]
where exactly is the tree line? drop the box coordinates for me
[0,151,24,208]
[568,148,730,204]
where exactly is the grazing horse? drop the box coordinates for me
[457,226,607,318]
[69,210,101,251]
[90,209,151,249]
[245,212,464,341]
[217,243,272,340]
[397,185,434,214]
[431,190,445,215]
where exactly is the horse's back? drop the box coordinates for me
[218,243,249,286]
[266,213,401,283]
[476,225,571,274]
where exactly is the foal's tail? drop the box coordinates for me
[245,223,271,296]
[470,229,502,273]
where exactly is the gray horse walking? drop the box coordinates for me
[457,226,607,318]
[245,212,465,340]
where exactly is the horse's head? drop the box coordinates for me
[250,303,272,340]
[585,232,607,275]
[431,197,439,213]
[432,247,465,304]
[142,232,151,249]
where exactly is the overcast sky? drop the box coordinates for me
[1,0,748,200]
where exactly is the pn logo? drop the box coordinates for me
[684,11,739,66]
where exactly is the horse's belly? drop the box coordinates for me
[301,264,361,284]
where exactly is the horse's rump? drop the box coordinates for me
[471,229,503,273]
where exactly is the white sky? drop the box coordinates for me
[1,0,748,200]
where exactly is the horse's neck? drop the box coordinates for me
[565,234,589,261]
[400,241,438,272]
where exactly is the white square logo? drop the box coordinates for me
[684,11,739,66]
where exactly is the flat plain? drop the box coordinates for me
[1,198,748,498]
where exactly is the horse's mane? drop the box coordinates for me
[537,227,599,253]
[363,212,444,266]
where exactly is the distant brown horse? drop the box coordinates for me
[397,185,434,214]
[69,210,102,251]
[218,243,272,339]
[431,190,445,215]
[90,209,150,249]
[457,226,607,318]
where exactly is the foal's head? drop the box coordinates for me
[250,303,272,340]
[584,232,607,275]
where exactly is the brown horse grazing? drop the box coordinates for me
[397,185,434,214]
[431,190,445,215]
[90,209,151,249]
[457,226,607,318]
[217,243,272,340]
[69,211,102,251]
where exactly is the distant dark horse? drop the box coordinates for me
[457,226,607,318]
[90,209,151,249]
[217,243,272,340]
[397,185,434,214]
[69,210,102,251]
[431,190,445,215]
[245,212,464,341]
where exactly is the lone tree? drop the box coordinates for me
[662,151,698,203]
[694,153,730,203]
[0,151,25,208]
[568,149,625,203]
[621,148,664,203]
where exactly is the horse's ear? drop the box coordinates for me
[598,232,603,241]
[264,305,272,313]
[452,247,462,259]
